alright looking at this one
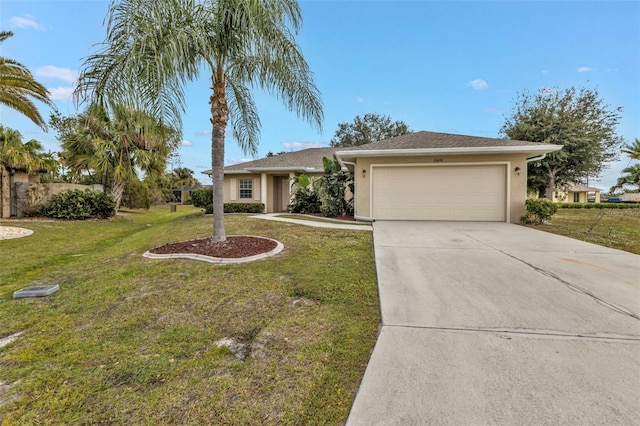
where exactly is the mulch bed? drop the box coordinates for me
[149,236,277,258]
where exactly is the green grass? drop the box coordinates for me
[0,206,380,425]
[526,207,640,255]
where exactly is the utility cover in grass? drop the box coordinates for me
[13,285,60,299]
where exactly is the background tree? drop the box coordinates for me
[621,138,640,160]
[75,0,323,242]
[0,32,54,130]
[172,167,200,188]
[0,125,58,174]
[610,164,640,193]
[611,139,640,193]
[500,87,623,199]
[329,113,411,147]
[53,103,180,210]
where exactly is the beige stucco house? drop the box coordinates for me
[205,131,561,223]
[552,183,601,203]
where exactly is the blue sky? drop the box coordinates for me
[1,0,639,190]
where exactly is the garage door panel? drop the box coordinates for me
[372,165,506,221]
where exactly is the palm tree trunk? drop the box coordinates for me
[211,72,229,243]
[111,179,125,211]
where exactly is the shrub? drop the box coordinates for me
[224,203,264,213]
[37,189,116,220]
[320,197,342,217]
[289,175,321,214]
[523,198,558,224]
[559,202,640,210]
[121,180,152,209]
[191,188,213,213]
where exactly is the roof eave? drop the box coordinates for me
[335,145,563,161]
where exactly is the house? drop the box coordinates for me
[204,131,561,223]
[552,183,601,203]
[204,147,338,213]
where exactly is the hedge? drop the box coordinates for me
[559,203,640,209]
[36,189,116,220]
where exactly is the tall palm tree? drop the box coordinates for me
[622,138,640,160]
[75,0,323,242]
[0,125,55,173]
[611,164,640,193]
[0,32,54,130]
[59,103,179,210]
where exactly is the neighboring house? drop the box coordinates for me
[553,183,601,203]
[172,184,211,204]
[204,131,561,223]
[620,193,640,203]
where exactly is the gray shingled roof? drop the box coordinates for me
[214,147,341,174]
[343,131,550,151]
[202,131,558,175]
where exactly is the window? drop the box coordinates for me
[573,192,580,203]
[239,179,253,199]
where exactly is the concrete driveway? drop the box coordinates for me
[347,221,640,425]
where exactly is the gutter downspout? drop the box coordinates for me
[526,153,547,163]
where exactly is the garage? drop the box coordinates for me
[371,164,507,221]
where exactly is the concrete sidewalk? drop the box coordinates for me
[250,213,372,231]
[347,221,640,425]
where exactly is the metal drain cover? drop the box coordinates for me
[13,285,60,299]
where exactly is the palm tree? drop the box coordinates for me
[0,32,54,130]
[0,125,56,173]
[59,103,179,210]
[611,164,640,193]
[622,138,640,160]
[75,0,323,242]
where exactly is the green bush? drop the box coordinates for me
[37,189,116,220]
[559,202,640,209]
[121,180,152,209]
[191,188,213,213]
[524,198,558,224]
[320,197,342,217]
[224,203,264,213]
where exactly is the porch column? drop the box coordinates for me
[261,173,268,213]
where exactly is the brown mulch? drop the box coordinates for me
[149,236,277,259]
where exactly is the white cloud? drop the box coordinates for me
[577,66,593,73]
[180,139,192,147]
[356,96,365,103]
[281,141,325,150]
[227,158,253,164]
[541,70,549,74]
[194,130,210,137]
[467,79,488,90]
[9,15,44,31]
[485,107,504,116]
[48,86,74,101]
[606,67,619,73]
[36,66,78,84]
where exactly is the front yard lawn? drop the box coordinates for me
[0,207,380,424]
[526,207,640,255]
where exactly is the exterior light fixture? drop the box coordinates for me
[515,166,521,175]
[362,169,367,178]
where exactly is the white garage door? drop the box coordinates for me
[372,164,506,221]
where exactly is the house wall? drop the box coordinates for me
[353,153,529,223]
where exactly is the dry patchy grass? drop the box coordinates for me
[526,207,640,254]
[0,207,380,425]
